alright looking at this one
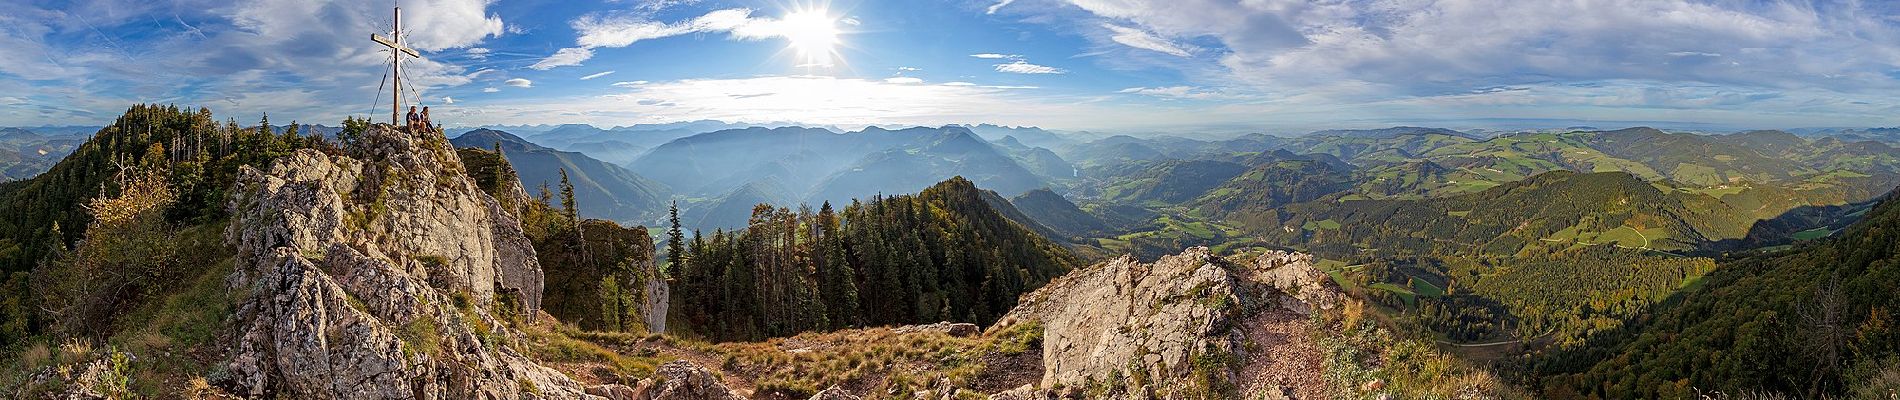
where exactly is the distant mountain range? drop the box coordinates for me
[450,129,671,223]
[622,125,1069,230]
[0,127,86,181]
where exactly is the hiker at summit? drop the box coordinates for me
[405,106,419,131]
[421,106,433,132]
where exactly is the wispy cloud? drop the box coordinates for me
[995,60,1065,74]
[611,81,652,88]
[986,0,1017,15]
[885,77,924,84]
[504,78,533,88]
[531,48,594,70]
[1119,86,1253,100]
[970,53,1018,59]
[536,7,841,69]
[580,71,616,80]
[1102,23,1192,57]
[483,87,500,93]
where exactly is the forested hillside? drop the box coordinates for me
[667,177,1077,342]
[1544,191,1900,398]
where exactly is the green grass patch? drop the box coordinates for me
[1408,277,1445,297]
[1367,283,1418,306]
[1792,227,1833,241]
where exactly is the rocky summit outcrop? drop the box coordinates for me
[219,126,594,398]
[994,247,1339,398]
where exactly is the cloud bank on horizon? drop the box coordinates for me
[2,0,1899,132]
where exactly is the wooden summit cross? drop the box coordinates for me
[372,7,421,125]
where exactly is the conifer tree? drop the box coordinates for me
[665,201,685,278]
[558,168,577,222]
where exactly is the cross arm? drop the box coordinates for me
[371,34,421,58]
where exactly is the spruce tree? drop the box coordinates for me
[558,168,577,222]
[665,201,685,278]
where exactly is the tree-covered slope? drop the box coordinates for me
[668,177,1077,342]
[1097,159,1248,205]
[1545,189,1900,399]
[1260,171,1745,257]
[1008,188,1114,239]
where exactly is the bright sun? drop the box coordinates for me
[779,9,841,66]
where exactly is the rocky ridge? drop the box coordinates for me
[219,126,605,398]
[993,247,1339,398]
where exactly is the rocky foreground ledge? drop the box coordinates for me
[991,247,1340,399]
[220,125,594,398]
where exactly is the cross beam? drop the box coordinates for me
[372,7,421,125]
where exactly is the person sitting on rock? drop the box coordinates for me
[405,106,419,131]
[421,106,433,133]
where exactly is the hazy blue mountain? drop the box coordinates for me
[806,127,1049,206]
[684,181,795,231]
[1306,126,1476,140]
[0,127,83,181]
[962,123,1074,149]
[451,128,671,222]
[628,126,909,196]
[559,140,648,166]
[15,126,101,137]
[992,135,1078,180]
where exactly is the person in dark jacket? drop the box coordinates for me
[405,106,419,131]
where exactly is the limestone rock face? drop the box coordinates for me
[995,246,1339,397]
[1246,250,1341,314]
[221,126,593,399]
[641,269,670,333]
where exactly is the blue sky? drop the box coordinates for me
[4,0,1900,133]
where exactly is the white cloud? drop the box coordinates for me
[1048,0,1900,97]
[580,71,616,80]
[885,77,924,84]
[1102,23,1193,57]
[970,53,1018,59]
[542,7,843,69]
[531,47,594,70]
[1119,86,1253,100]
[482,87,500,93]
[897,67,922,71]
[942,82,977,86]
[505,78,533,88]
[393,0,507,51]
[442,96,456,104]
[995,60,1065,74]
[611,80,651,87]
[0,0,513,125]
[986,0,1017,15]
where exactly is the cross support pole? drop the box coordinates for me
[372,7,421,126]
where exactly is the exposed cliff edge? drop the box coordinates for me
[994,247,1341,398]
[220,126,595,398]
